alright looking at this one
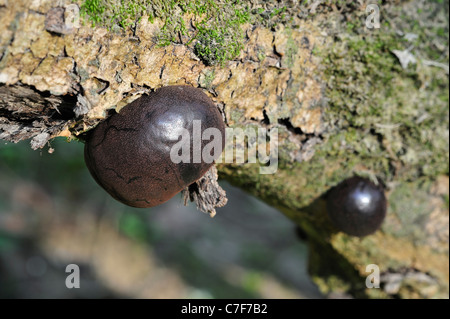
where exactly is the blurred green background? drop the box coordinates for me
[0,138,321,298]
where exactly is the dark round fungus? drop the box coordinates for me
[326,176,387,237]
[84,85,225,208]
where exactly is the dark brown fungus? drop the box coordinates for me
[84,85,225,208]
[326,176,387,237]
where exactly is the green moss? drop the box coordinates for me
[79,0,146,28]
[319,14,449,185]
[193,21,243,66]
[251,5,295,30]
[77,0,252,65]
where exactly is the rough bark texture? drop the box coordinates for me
[0,0,448,298]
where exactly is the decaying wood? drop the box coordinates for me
[0,0,448,298]
[0,85,70,149]
[182,165,228,218]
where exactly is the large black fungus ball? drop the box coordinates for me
[326,176,387,237]
[84,85,225,208]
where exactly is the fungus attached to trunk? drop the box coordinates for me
[84,85,226,209]
[326,176,387,237]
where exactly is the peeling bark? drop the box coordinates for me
[0,0,448,298]
[0,85,74,149]
[182,165,228,218]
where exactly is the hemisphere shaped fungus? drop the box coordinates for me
[326,176,387,237]
[84,85,225,208]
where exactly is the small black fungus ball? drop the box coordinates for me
[84,85,225,208]
[326,176,387,237]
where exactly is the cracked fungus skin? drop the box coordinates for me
[326,177,387,237]
[84,86,225,208]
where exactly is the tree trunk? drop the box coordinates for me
[0,0,448,298]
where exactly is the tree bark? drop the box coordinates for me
[0,0,448,298]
